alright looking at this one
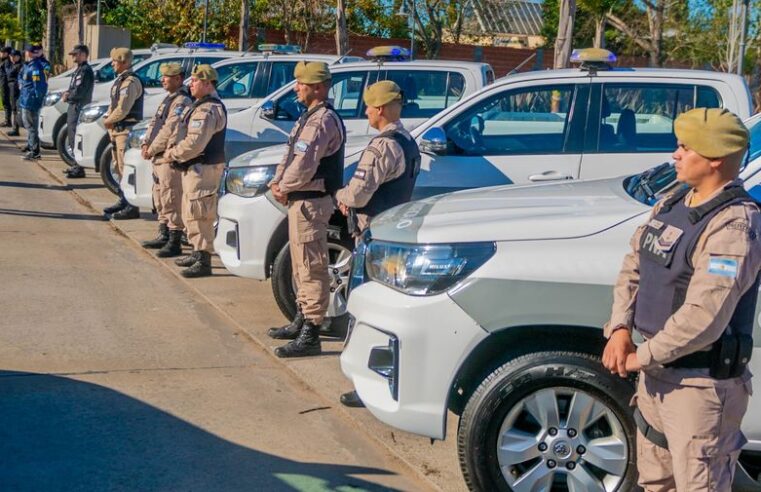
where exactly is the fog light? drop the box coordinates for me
[368,335,399,400]
[127,172,136,187]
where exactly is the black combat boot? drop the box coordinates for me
[339,390,365,408]
[142,223,169,249]
[267,311,304,340]
[110,204,140,220]
[175,250,200,267]
[64,165,85,178]
[180,232,190,246]
[156,230,183,258]
[274,321,322,358]
[181,251,212,278]
[103,197,128,215]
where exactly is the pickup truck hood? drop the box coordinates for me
[228,135,374,168]
[370,177,652,243]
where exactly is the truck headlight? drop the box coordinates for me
[127,121,149,150]
[225,165,277,198]
[79,104,108,124]
[44,91,62,106]
[365,240,495,296]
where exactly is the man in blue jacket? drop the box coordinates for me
[19,45,48,160]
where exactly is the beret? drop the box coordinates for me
[363,80,402,107]
[160,62,184,77]
[674,108,749,159]
[191,64,218,82]
[294,61,331,84]
[110,47,133,63]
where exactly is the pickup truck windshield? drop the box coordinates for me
[626,116,761,206]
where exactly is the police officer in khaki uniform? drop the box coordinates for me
[161,65,226,278]
[267,61,345,358]
[103,47,144,220]
[140,62,191,257]
[603,108,760,491]
[335,80,421,407]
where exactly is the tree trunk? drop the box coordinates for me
[76,0,84,44]
[554,0,576,69]
[645,0,663,67]
[45,0,55,64]
[335,0,348,55]
[239,0,249,51]
[593,16,605,48]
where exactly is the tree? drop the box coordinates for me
[578,0,620,48]
[554,0,576,68]
[606,0,668,66]
[45,0,54,61]
[239,0,250,51]
[335,0,347,55]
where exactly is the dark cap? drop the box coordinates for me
[11,49,21,58]
[1,46,12,55]
[68,44,89,56]
[24,44,42,54]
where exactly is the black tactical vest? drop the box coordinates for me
[68,62,94,106]
[634,183,759,343]
[109,70,144,126]
[146,86,190,146]
[286,102,346,199]
[180,95,227,165]
[357,130,421,217]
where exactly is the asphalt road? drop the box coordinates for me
[0,136,430,491]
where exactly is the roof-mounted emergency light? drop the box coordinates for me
[184,42,226,50]
[366,46,410,62]
[257,44,302,54]
[570,48,617,73]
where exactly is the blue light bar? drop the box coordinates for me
[258,44,302,54]
[570,48,617,64]
[366,46,410,60]
[184,42,226,50]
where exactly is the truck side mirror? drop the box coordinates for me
[419,127,449,155]
[261,100,276,120]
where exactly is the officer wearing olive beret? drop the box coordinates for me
[103,47,144,219]
[603,108,760,490]
[267,60,346,358]
[140,62,192,256]
[162,64,227,278]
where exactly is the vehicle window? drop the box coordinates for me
[750,117,761,163]
[267,62,298,94]
[135,58,184,88]
[598,84,722,153]
[215,62,258,99]
[383,71,467,118]
[274,70,368,121]
[96,63,115,83]
[443,85,575,156]
[132,54,151,65]
[192,56,227,69]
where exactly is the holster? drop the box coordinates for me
[710,332,753,379]
[347,208,361,236]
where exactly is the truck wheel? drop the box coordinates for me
[56,124,77,167]
[270,233,354,338]
[457,351,637,492]
[98,144,120,195]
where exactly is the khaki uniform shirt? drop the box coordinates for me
[145,90,192,159]
[270,104,344,195]
[103,71,143,134]
[606,180,761,385]
[163,91,227,166]
[336,121,409,230]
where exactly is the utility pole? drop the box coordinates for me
[737,0,750,75]
[335,0,348,55]
[202,0,210,43]
[554,0,576,69]
[239,0,250,50]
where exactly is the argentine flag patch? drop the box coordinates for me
[708,257,738,277]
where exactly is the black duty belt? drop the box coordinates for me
[289,190,329,201]
[663,349,712,369]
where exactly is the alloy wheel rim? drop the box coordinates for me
[497,387,628,492]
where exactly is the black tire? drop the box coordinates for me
[56,124,77,166]
[457,351,637,492]
[270,232,354,338]
[98,144,119,195]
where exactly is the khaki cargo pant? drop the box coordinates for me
[109,131,129,178]
[181,163,224,253]
[152,161,184,230]
[636,371,750,491]
[287,196,334,325]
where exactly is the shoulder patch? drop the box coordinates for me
[120,88,128,96]
[707,256,738,277]
[174,105,185,115]
[725,220,757,240]
[190,120,203,129]
[353,169,367,180]
[295,140,309,153]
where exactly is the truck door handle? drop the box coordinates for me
[528,171,574,182]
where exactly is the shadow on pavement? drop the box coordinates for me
[0,207,105,222]
[0,370,401,491]
[0,180,103,191]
